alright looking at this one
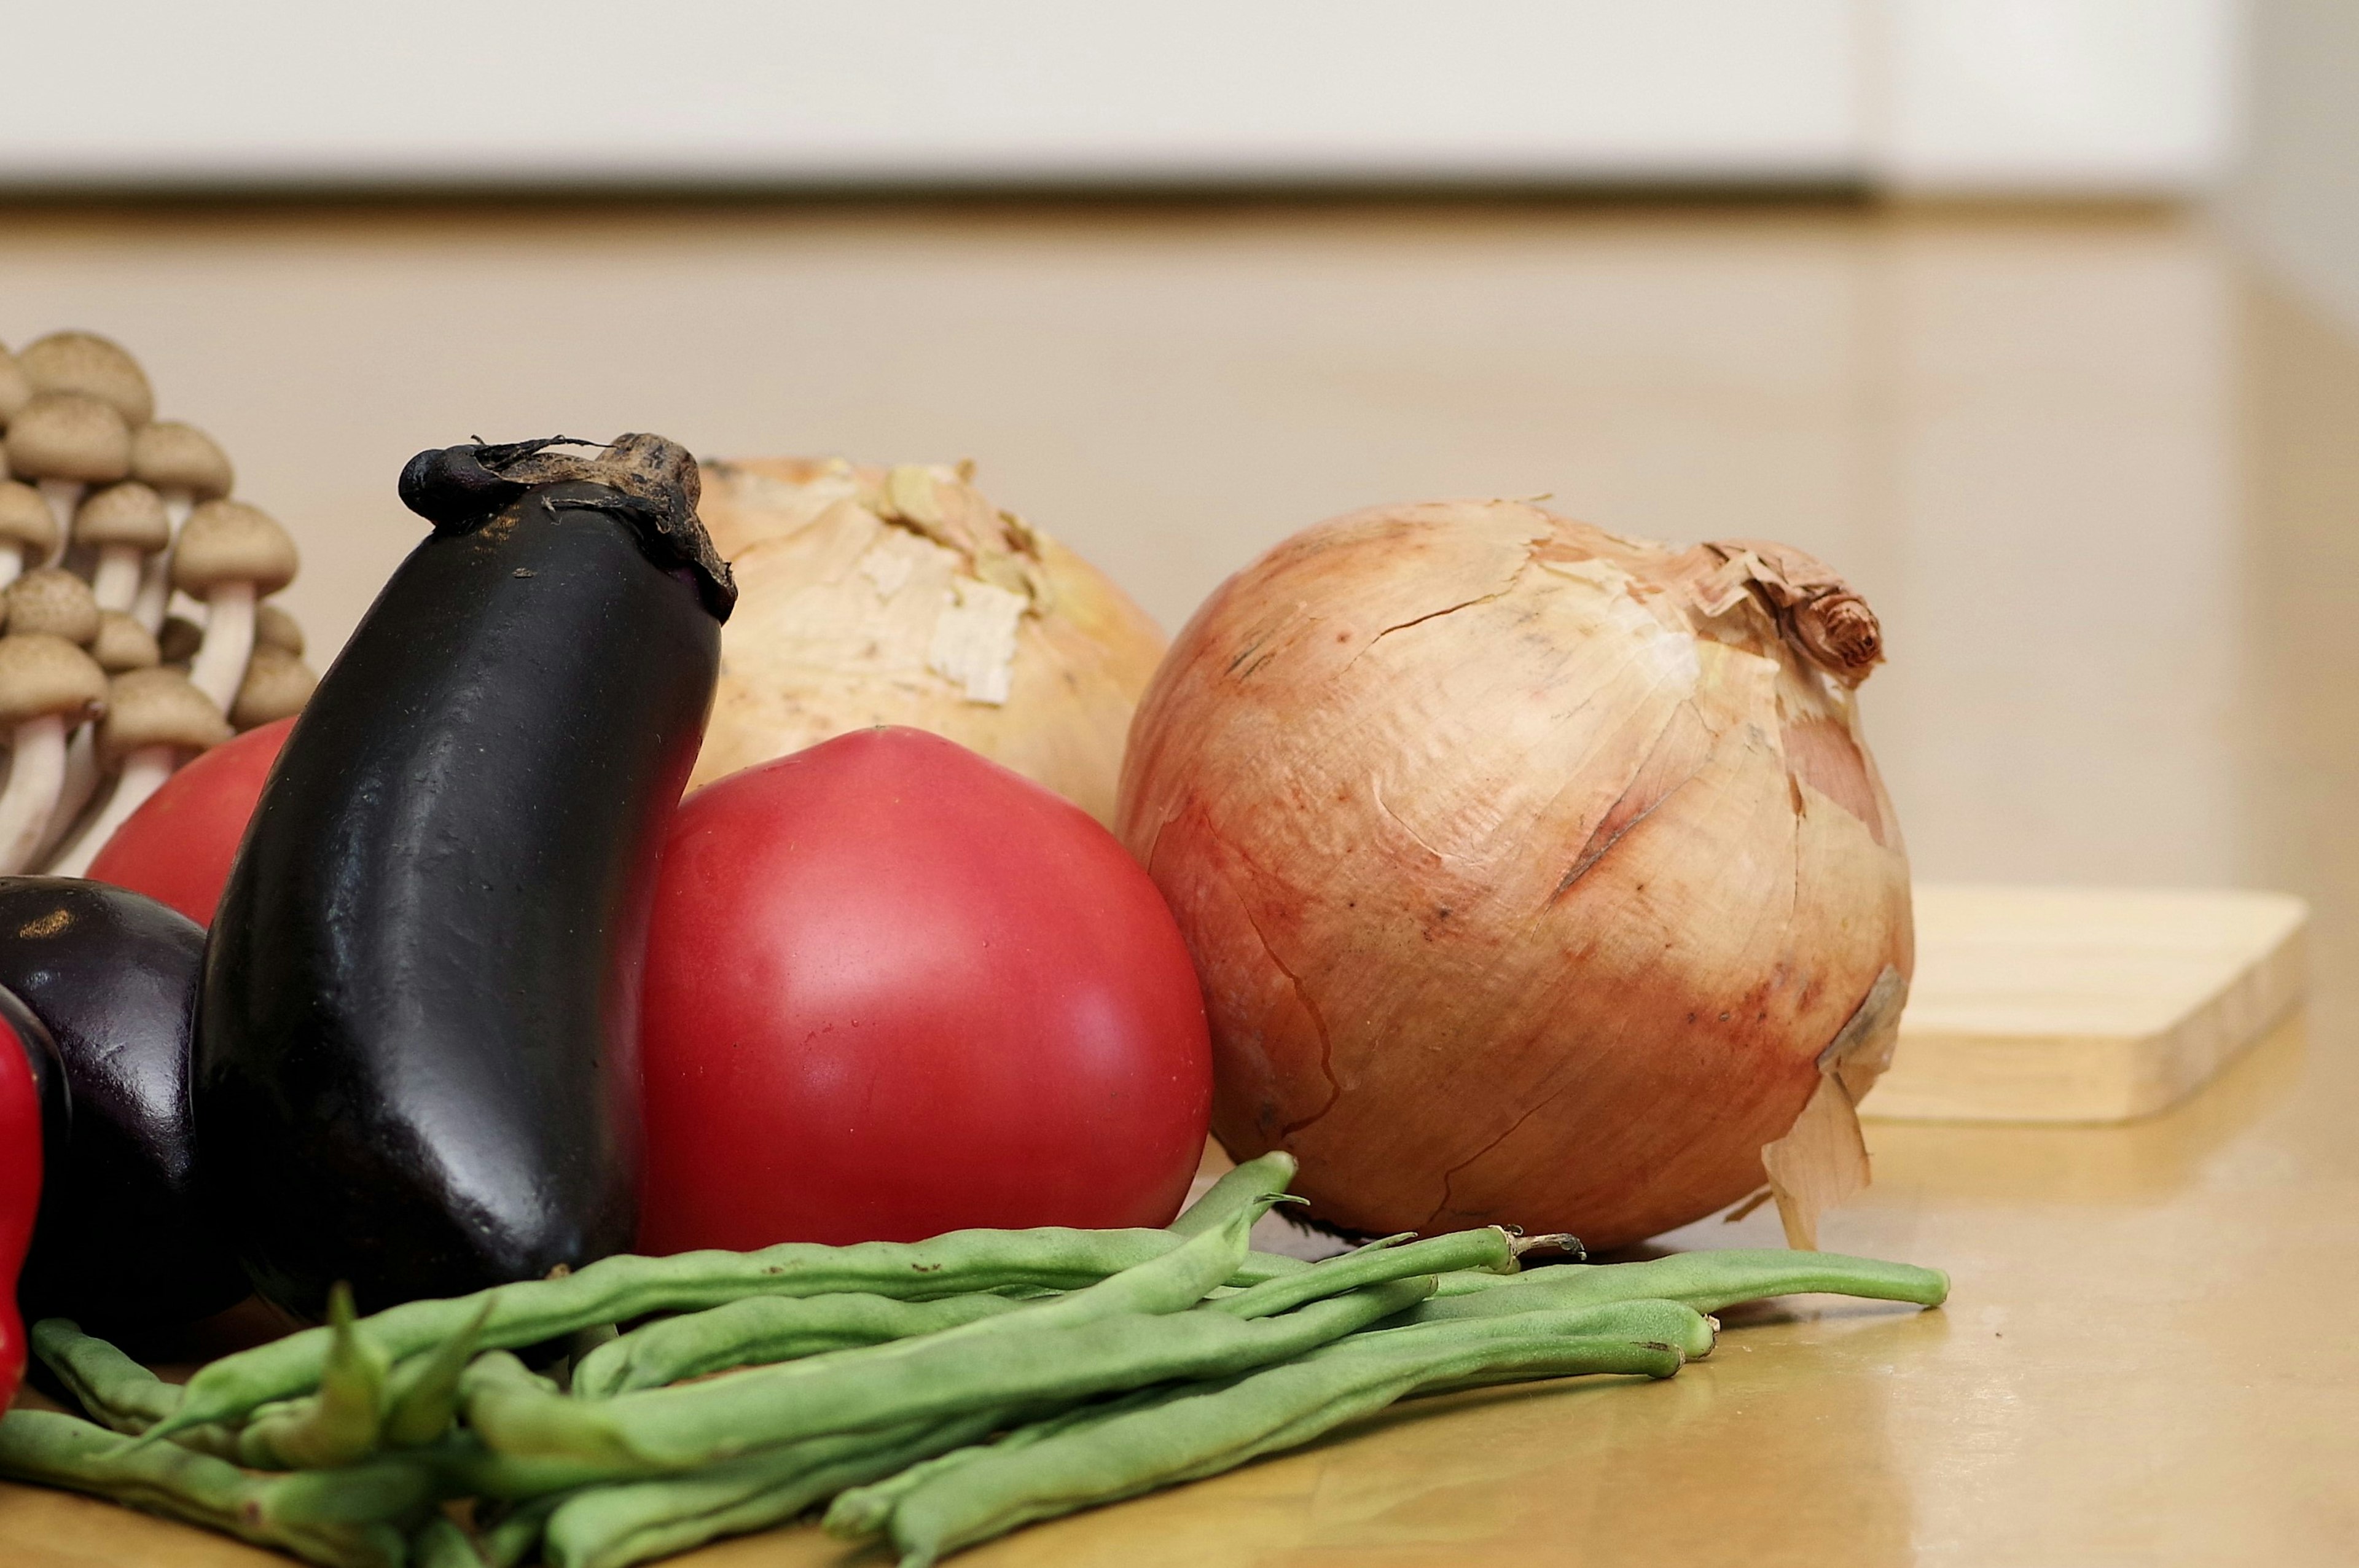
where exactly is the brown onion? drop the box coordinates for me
[693,458,1166,825]
[1117,500,1912,1252]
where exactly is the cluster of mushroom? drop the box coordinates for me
[0,331,316,876]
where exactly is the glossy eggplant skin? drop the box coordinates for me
[198,435,730,1319]
[0,880,245,1333]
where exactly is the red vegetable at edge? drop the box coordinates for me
[1,1002,42,1409]
[87,717,294,927]
[638,727,1213,1251]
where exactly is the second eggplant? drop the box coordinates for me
[0,878,243,1336]
[197,434,731,1317]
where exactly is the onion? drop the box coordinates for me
[692,458,1167,825]
[1116,499,1911,1252]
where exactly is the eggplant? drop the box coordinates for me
[0,878,245,1335]
[198,435,732,1317]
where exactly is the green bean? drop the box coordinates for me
[1207,1227,1520,1319]
[480,1491,570,1567]
[261,1455,443,1527]
[1398,1249,1949,1325]
[1167,1153,1299,1236]
[0,1408,409,1568]
[543,1410,1009,1568]
[928,1187,1299,1344]
[475,1194,1297,1466]
[472,1273,1433,1472]
[421,1430,634,1503]
[30,1319,184,1435]
[1353,1297,1719,1374]
[411,1513,486,1568]
[383,1298,495,1449]
[572,1290,1026,1400]
[152,1187,1305,1442]
[881,1324,1683,1566]
[834,1303,1702,1551]
[824,1388,1172,1540]
[237,1284,392,1470]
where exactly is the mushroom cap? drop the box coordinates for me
[157,615,203,666]
[254,599,304,656]
[0,633,107,727]
[6,568,100,646]
[101,666,230,763]
[72,480,171,552]
[0,343,28,424]
[92,610,161,673]
[130,421,233,501]
[4,393,133,485]
[171,499,297,596]
[19,332,154,428]
[0,481,58,556]
[230,644,316,729]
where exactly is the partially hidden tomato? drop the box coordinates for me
[638,727,1212,1250]
[1,1003,45,1410]
[87,717,294,926]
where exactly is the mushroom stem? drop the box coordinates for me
[133,491,194,633]
[36,728,101,865]
[90,544,143,613]
[47,743,176,878]
[0,714,68,872]
[187,580,256,710]
[132,555,171,633]
[33,480,78,543]
[0,545,22,595]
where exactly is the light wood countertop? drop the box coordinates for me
[4,198,2355,1566]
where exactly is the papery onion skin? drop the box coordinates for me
[1116,500,1912,1251]
[692,458,1166,826]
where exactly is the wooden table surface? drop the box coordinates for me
[4,197,2356,1564]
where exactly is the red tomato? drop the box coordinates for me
[87,717,295,926]
[0,1013,42,1411]
[638,727,1212,1250]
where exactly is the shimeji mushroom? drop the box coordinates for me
[0,634,107,873]
[49,667,230,878]
[5,568,101,645]
[4,568,105,859]
[128,421,233,633]
[72,481,171,613]
[0,482,60,591]
[230,644,318,730]
[4,393,132,536]
[172,499,297,711]
[17,332,154,429]
[255,599,303,657]
[91,611,160,674]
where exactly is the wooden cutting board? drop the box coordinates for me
[1863,883,2310,1124]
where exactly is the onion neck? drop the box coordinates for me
[1689,539,1884,685]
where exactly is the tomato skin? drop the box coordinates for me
[87,718,295,927]
[638,727,1212,1250]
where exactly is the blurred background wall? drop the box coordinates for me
[0,1,2237,197]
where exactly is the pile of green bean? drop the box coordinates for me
[0,1154,1949,1568]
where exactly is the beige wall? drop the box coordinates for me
[0,200,2262,894]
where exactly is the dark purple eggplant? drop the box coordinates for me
[0,878,245,1334]
[198,435,731,1318]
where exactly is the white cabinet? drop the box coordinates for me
[0,1,2232,194]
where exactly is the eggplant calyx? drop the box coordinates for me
[399,433,737,622]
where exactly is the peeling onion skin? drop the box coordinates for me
[1116,500,1912,1251]
[692,458,1167,827]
